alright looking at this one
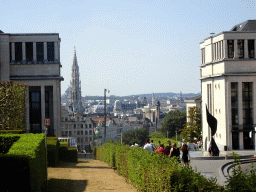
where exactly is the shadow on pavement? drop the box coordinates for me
[48,179,87,192]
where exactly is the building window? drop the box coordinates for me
[81,131,83,135]
[85,137,88,142]
[15,42,22,62]
[36,42,44,62]
[228,40,234,58]
[89,137,92,141]
[89,124,92,128]
[74,124,76,129]
[77,131,80,135]
[231,82,238,126]
[248,40,254,58]
[9,43,12,62]
[237,40,244,58]
[201,48,205,64]
[81,124,83,128]
[85,131,88,135]
[26,42,33,62]
[89,130,92,135]
[242,82,253,129]
[85,124,87,128]
[47,42,55,61]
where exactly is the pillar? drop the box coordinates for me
[33,42,36,62]
[244,40,248,59]
[11,42,15,63]
[54,41,58,62]
[234,40,238,59]
[224,40,228,59]
[22,42,26,64]
[238,82,244,149]
[44,42,47,63]
[41,85,45,134]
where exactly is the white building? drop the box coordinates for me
[0,31,63,136]
[200,20,256,151]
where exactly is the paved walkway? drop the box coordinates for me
[47,155,137,192]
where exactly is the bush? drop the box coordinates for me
[0,134,47,192]
[95,142,224,191]
[151,138,179,148]
[47,136,60,167]
[59,145,77,163]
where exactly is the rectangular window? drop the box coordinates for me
[81,131,83,135]
[248,40,254,58]
[85,131,88,135]
[45,91,49,118]
[26,42,33,62]
[77,131,80,135]
[81,124,83,128]
[228,40,234,58]
[201,48,205,64]
[237,40,244,58]
[15,42,22,62]
[231,82,238,126]
[36,42,44,61]
[89,130,92,135]
[89,124,92,128]
[242,82,253,130]
[85,124,87,129]
[47,42,55,61]
[74,124,76,129]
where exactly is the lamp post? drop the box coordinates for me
[104,88,110,143]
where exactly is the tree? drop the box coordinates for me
[119,128,149,146]
[150,131,166,138]
[160,110,186,138]
[181,106,202,143]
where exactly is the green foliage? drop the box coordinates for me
[95,142,224,191]
[47,136,60,167]
[59,145,77,163]
[150,138,179,148]
[120,127,149,146]
[160,110,186,138]
[0,134,47,192]
[225,152,256,191]
[150,131,166,138]
[181,106,202,143]
[0,135,20,154]
[0,81,28,131]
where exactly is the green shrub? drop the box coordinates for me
[59,145,77,163]
[0,134,47,192]
[151,138,179,148]
[47,136,60,167]
[95,142,224,191]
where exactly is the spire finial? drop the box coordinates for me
[74,46,76,52]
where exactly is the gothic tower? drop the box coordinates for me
[69,46,83,113]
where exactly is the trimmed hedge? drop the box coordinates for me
[0,134,47,192]
[59,143,77,163]
[47,136,60,167]
[95,142,225,192]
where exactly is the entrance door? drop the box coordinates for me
[244,132,253,149]
[29,90,41,133]
[232,132,239,149]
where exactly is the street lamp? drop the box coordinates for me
[104,88,110,143]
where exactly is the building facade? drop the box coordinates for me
[0,32,63,136]
[200,20,256,151]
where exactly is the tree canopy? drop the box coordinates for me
[160,110,186,138]
[119,128,149,146]
[181,106,202,143]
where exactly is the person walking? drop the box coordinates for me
[182,144,189,167]
[170,142,180,162]
[178,141,181,148]
[143,139,153,153]
[155,143,167,157]
[165,141,172,156]
[157,141,161,149]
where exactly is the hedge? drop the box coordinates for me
[47,136,60,167]
[0,134,47,192]
[59,142,77,163]
[94,142,225,192]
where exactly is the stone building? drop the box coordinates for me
[0,31,63,136]
[200,20,256,151]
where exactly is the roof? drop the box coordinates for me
[184,95,202,102]
[92,117,111,122]
[230,20,256,32]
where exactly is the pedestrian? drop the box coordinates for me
[182,144,189,167]
[198,140,202,149]
[143,139,153,153]
[155,143,167,157]
[187,142,190,151]
[178,141,181,148]
[150,140,156,150]
[170,142,180,161]
[165,140,172,156]
[157,141,161,149]
[209,145,213,157]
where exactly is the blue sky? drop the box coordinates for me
[1,0,256,96]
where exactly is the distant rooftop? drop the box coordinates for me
[230,20,256,32]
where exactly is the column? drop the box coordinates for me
[41,86,45,134]
[44,42,47,63]
[224,40,228,59]
[234,40,238,59]
[53,82,57,136]
[220,41,222,59]
[54,41,58,63]
[244,40,248,59]
[22,42,26,64]
[238,82,244,149]
[11,42,15,63]
[26,86,30,133]
[33,42,37,63]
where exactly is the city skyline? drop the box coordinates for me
[2,0,256,96]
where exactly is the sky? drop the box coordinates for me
[1,0,256,96]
